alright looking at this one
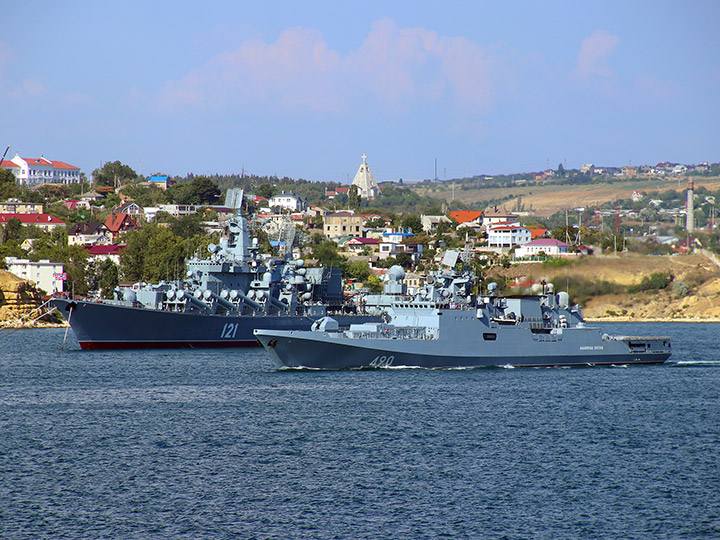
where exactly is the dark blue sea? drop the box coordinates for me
[1,323,719,539]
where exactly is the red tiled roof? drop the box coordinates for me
[51,160,80,170]
[492,220,520,226]
[347,237,379,244]
[524,238,570,247]
[529,228,547,239]
[85,244,124,255]
[105,213,138,233]
[0,213,65,224]
[23,157,53,166]
[449,210,483,224]
[0,160,19,168]
[490,226,524,232]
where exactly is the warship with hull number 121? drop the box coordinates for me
[255,269,672,370]
[52,210,378,350]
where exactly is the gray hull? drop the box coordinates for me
[255,319,671,370]
[52,298,376,350]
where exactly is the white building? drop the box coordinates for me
[268,191,307,211]
[487,225,531,249]
[143,204,199,221]
[0,154,82,186]
[483,209,519,229]
[421,214,453,233]
[0,200,44,213]
[5,257,65,294]
[515,238,571,258]
[351,154,380,200]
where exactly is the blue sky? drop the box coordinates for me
[2,1,718,183]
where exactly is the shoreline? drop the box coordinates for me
[0,322,69,329]
[585,317,720,323]
[3,319,719,330]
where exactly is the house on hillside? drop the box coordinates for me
[146,175,175,190]
[80,190,105,206]
[515,238,570,258]
[0,213,65,232]
[112,201,143,215]
[345,237,379,253]
[5,257,65,294]
[487,224,531,249]
[105,213,139,240]
[483,208,518,228]
[378,228,422,262]
[449,210,483,229]
[0,154,82,186]
[323,211,363,239]
[67,222,112,246]
[269,191,307,212]
[84,244,124,265]
[0,200,44,213]
[324,186,349,199]
[421,214,453,233]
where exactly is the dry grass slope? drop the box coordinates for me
[413,177,720,217]
[488,253,720,321]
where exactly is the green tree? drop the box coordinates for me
[186,176,221,204]
[346,260,371,281]
[311,241,346,268]
[143,228,186,282]
[557,163,565,177]
[256,184,276,199]
[0,169,19,199]
[366,274,383,293]
[395,252,413,269]
[92,160,137,187]
[97,259,119,298]
[171,214,205,239]
[348,184,361,210]
[4,217,23,242]
[401,214,423,234]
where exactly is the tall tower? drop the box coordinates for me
[686,181,695,233]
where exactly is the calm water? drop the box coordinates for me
[1,323,719,539]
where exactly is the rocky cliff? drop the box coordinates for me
[0,270,46,324]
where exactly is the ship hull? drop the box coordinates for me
[255,325,672,370]
[52,298,377,350]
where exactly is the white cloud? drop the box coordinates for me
[573,30,620,82]
[158,18,503,114]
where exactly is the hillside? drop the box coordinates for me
[412,177,720,217]
[486,253,720,321]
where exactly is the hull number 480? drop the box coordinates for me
[370,355,394,367]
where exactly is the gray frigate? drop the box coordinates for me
[254,267,672,369]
